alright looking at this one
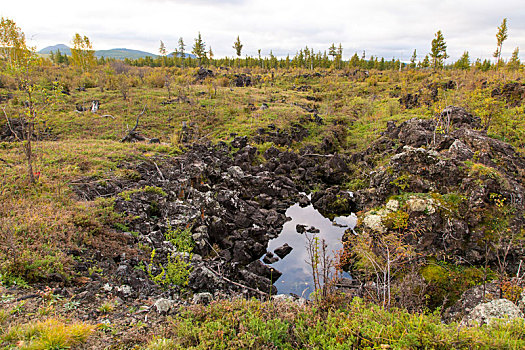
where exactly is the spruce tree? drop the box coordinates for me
[192,32,206,66]
[508,47,520,70]
[421,55,430,68]
[430,30,448,70]
[493,18,508,67]
[349,52,360,67]
[328,43,337,60]
[178,37,186,67]
[178,37,186,58]
[379,57,385,70]
[454,51,470,70]
[337,43,343,68]
[208,46,214,63]
[233,36,243,57]
[410,49,417,68]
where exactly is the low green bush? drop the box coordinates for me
[422,261,495,309]
[150,297,525,349]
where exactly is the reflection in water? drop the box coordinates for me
[264,202,356,298]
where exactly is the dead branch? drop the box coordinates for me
[69,178,113,185]
[197,132,214,142]
[131,105,147,132]
[302,153,334,158]
[2,106,22,142]
[206,267,268,297]
[15,294,40,302]
[153,161,166,181]
[120,105,147,142]
[99,114,115,120]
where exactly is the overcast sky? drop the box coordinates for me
[2,0,524,62]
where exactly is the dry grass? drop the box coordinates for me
[1,318,95,349]
[0,139,170,284]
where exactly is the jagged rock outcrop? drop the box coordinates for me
[311,186,356,217]
[399,93,419,109]
[491,82,525,107]
[349,105,524,274]
[73,133,350,298]
[195,68,214,80]
[232,74,258,87]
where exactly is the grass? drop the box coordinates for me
[145,297,525,349]
[0,139,168,283]
[3,67,525,153]
[119,185,167,201]
[0,318,95,349]
[98,300,116,314]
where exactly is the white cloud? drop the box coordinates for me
[1,0,523,61]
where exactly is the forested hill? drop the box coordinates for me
[39,44,196,59]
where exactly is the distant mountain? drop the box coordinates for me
[39,44,71,56]
[95,48,156,60]
[38,44,196,60]
[168,51,197,59]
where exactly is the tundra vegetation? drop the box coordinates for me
[0,17,525,348]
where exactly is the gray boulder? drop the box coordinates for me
[443,283,499,323]
[193,292,213,305]
[154,298,175,314]
[461,299,523,326]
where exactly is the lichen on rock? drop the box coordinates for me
[461,299,523,326]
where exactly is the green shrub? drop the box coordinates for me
[148,225,194,287]
[390,174,411,191]
[464,161,502,180]
[344,178,367,191]
[151,297,525,349]
[119,186,167,201]
[421,261,494,309]
[383,210,410,230]
[165,225,194,253]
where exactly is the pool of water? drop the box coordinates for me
[264,200,356,298]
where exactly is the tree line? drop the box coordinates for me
[2,17,523,74]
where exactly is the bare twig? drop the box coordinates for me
[2,106,22,142]
[206,267,268,296]
[69,178,113,185]
[302,153,334,158]
[197,132,214,142]
[153,161,166,181]
[131,105,147,132]
[121,105,147,142]
[99,114,115,120]
[204,238,224,276]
